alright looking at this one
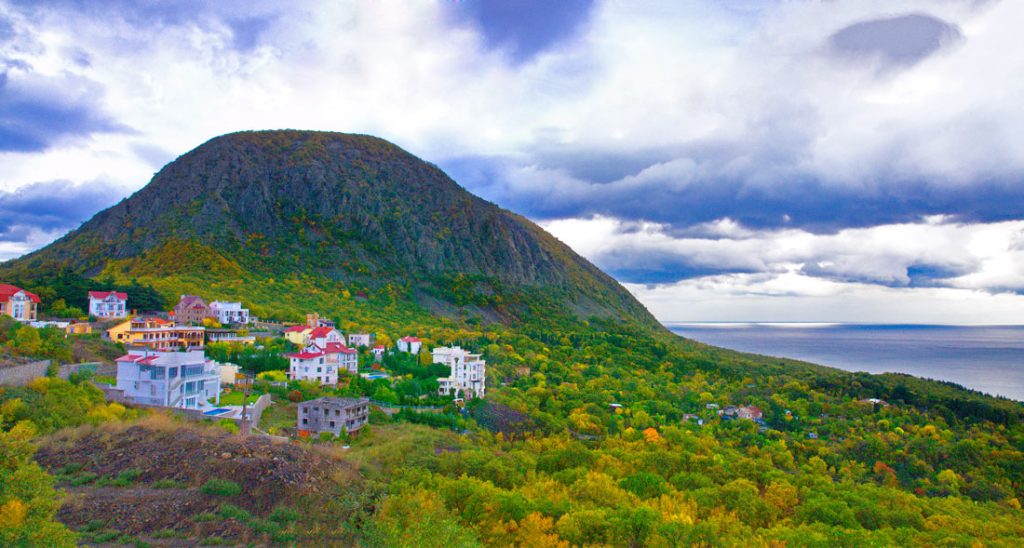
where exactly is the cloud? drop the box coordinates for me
[0,0,1021,324]
[450,0,595,63]
[829,13,962,67]
[0,180,127,260]
[627,274,1024,324]
[543,216,1024,292]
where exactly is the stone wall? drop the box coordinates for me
[0,360,51,386]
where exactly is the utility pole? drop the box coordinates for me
[240,363,251,436]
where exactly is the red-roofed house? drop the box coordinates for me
[371,345,385,362]
[115,348,221,409]
[397,336,422,354]
[737,406,764,421]
[89,290,128,319]
[309,326,343,349]
[288,346,334,385]
[0,284,40,322]
[320,342,359,375]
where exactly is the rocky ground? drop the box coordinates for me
[35,416,363,546]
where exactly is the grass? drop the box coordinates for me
[200,478,242,496]
[93,375,117,385]
[211,391,261,406]
[260,400,297,432]
[153,478,187,489]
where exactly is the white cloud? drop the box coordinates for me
[545,215,1024,322]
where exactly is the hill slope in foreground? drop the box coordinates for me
[1,130,1023,545]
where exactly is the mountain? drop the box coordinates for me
[2,130,656,326]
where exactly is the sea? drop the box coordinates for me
[666,323,1024,402]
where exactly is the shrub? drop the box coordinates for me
[200,478,242,497]
[153,479,186,489]
[217,419,240,434]
[287,390,303,403]
[218,503,252,523]
[269,506,299,523]
[193,512,217,522]
[70,472,99,486]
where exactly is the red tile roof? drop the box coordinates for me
[308,326,335,338]
[0,283,40,303]
[283,325,308,333]
[88,290,128,300]
[319,342,358,355]
[399,336,421,342]
[115,354,144,362]
[287,351,324,359]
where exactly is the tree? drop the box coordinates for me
[0,422,76,546]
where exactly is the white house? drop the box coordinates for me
[208,301,250,325]
[287,340,358,385]
[432,346,486,399]
[347,333,373,348]
[397,336,422,354]
[88,291,128,319]
[308,326,344,349]
[115,349,221,409]
[371,345,385,361]
[320,342,359,375]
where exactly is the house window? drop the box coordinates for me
[302,418,308,425]
[330,421,335,428]
[302,407,308,414]
[335,409,340,416]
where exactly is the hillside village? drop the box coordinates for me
[0,283,492,439]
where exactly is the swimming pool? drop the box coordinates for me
[202,408,233,416]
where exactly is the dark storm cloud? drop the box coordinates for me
[829,13,962,67]
[443,153,1024,235]
[0,180,126,241]
[451,0,595,62]
[0,65,128,152]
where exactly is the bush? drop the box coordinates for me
[217,419,240,434]
[193,512,218,522]
[200,478,242,497]
[287,390,303,403]
[269,506,299,523]
[218,503,252,523]
[153,479,186,489]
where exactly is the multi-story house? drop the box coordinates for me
[88,290,128,319]
[107,317,205,350]
[208,301,249,325]
[287,347,336,385]
[347,333,373,348]
[309,327,344,348]
[322,342,359,376]
[297,397,369,437]
[372,345,385,361]
[397,336,422,354]
[287,341,358,385]
[174,295,212,325]
[115,349,221,409]
[432,346,486,399]
[0,284,39,322]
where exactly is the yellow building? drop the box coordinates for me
[283,325,312,346]
[107,317,204,350]
[66,322,92,335]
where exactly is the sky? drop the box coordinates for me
[1,0,1023,324]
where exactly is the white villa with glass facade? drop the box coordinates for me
[115,349,221,409]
